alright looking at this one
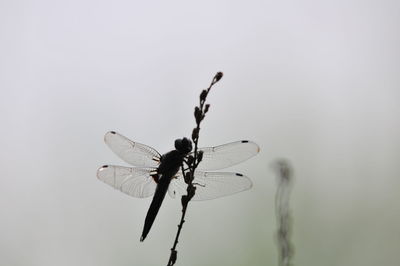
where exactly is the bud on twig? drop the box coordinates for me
[192,128,199,141]
[181,195,188,207]
[200,90,208,102]
[214,72,223,83]
[194,106,202,124]
[197,150,203,163]
[184,172,191,184]
[187,185,196,201]
[170,250,177,265]
[187,155,194,167]
[204,104,210,114]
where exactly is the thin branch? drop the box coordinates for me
[166,72,223,266]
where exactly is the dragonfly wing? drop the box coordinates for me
[97,165,157,198]
[104,131,161,167]
[195,140,260,170]
[168,171,252,201]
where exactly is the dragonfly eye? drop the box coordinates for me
[175,137,192,154]
[181,137,192,152]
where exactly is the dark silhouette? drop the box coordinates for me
[140,138,192,241]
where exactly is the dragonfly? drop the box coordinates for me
[97,131,260,241]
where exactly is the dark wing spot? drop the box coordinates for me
[110,131,116,134]
[236,173,243,176]
[102,165,109,168]
[241,140,249,143]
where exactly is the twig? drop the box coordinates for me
[166,72,223,266]
[274,159,294,266]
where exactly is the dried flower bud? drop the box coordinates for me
[214,72,223,82]
[170,250,177,265]
[194,106,202,124]
[191,127,199,141]
[187,155,194,167]
[181,195,188,207]
[204,104,210,113]
[197,150,203,163]
[184,172,191,183]
[187,185,196,201]
[200,90,207,102]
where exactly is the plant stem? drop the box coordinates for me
[166,72,223,266]
[274,159,294,266]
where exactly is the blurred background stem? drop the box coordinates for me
[274,159,294,266]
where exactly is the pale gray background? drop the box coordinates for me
[1,0,399,265]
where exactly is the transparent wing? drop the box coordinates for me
[194,140,260,170]
[104,131,161,167]
[168,171,252,201]
[97,165,157,198]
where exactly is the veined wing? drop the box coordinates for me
[97,165,157,198]
[104,131,161,167]
[168,171,252,201]
[195,140,260,170]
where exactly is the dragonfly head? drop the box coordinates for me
[175,137,192,154]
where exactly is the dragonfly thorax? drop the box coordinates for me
[157,137,191,176]
[157,150,185,179]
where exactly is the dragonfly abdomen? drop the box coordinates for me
[140,174,172,241]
